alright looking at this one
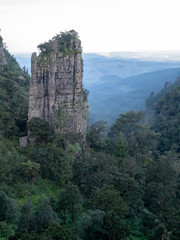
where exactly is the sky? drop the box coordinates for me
[1,0,180,54]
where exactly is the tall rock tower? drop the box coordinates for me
[28,30,88,136]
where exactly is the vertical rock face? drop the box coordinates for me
[28,31,88,137]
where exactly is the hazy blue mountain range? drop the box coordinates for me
[14,52,180,125]
[83,53,180,86]
[87,68,180,124]
[83,54,180,124]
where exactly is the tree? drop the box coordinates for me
[77,185,130,240]
[28,117,52,143]
[17,199,35,234]
[142,209,167,240]
[0,192,18,224]
[145,91,155,108]
[34,198,59,232]
[11,223,80,240]
[108,111,144,142]
[0,112,19,137]
[103,211,130,240]
[29,142,80,184]
[87,120,107,151]
[41,222,80,240]
[113,132,129,165]
[153,86,180,153]
[22,66,28,74]
[0,31,3,45]
[0,140,28,185]
[57,184,82,222]
[37,42,52,54]
[112,173,143,210]
[89,185,130,239]
[72,150,118,196]
[0,221,15,240]
[144,155,177,215]
[77,210,105,240]
[90,185,129,218]
[20,160,40,185]
[108,111,159,159]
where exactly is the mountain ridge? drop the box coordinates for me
[88,67,180,124]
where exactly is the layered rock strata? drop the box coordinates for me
[28,31,88,137]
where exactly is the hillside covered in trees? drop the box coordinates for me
[0,35,180,240]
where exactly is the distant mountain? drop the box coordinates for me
[83,53,180,88]
[87,68,180,125]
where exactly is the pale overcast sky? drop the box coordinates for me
[0,0,180,54]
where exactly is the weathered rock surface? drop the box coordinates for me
[28,31,88,137]
[19,136,28,148]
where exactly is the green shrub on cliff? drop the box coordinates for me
[37,30,81,57]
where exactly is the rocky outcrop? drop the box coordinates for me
[28,31,88,137]
[19,136,28,148]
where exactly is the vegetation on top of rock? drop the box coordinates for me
[37,30,81,56]
[37,42,53,55]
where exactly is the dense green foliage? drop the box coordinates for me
[0,41,179,239]
[37,30,81,57]
[151,82,180,153]
[0,45,29,138]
